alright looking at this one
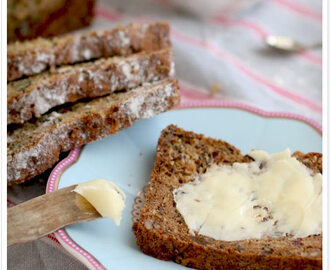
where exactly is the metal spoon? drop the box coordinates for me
[265,35,322,52]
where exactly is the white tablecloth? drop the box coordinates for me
[8,0,322,268]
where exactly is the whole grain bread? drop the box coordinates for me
[133,125,322,269]
[7,79,180,185]
[8,49,174,124]
[8,22,170,81]
[8,0,95,43]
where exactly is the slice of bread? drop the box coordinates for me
[7,79,180,185]
[133,125,322,269]
[8,0,95,43]
[8,49,174,124]
[8,22,170,81]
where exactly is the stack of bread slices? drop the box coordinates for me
[7,22,180,184]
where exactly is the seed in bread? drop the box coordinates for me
[8,22,171,81]
[8,49,174,124]
[133,125,322,269]
[7,79,180,185]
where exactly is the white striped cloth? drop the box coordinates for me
[93,0,322,123]
[8,0,322,269]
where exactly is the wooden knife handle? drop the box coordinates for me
[8,185,101,246]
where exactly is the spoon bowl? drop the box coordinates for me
[266,35,322,52]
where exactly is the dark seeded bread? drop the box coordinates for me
[7,79,180,185]
[133,125,322,270]
[8,0,95,43]
[8,22,170,81]
[8,49,174,124]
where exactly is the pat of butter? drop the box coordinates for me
[74,179,126,226]
[174,149,322,241]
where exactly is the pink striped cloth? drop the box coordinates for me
[8,0,322,269]
[93,0,322,123]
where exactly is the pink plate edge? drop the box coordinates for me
[46,148,107,270]
[46,100,322,270]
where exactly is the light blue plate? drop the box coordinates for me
[55,107,321,269]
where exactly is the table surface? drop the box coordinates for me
[8,0,322,269]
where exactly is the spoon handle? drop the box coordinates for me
[306,42,322,50]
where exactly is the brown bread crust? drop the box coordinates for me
[8,0,95,43]
[7,79,180,184]
[133,125,322,269]
[8,22,170,81]
[8,49,174,124]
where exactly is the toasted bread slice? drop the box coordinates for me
[8,49,174,124]
[7,79,180,184]
[133,125,322,269]
[8,0,95,43]
[8,22,170,81]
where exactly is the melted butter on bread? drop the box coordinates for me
[174,149,322,241]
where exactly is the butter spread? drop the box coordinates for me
[74,179,126,225]
[173,149,322,241]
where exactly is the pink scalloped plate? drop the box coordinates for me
[46,101,322,270]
